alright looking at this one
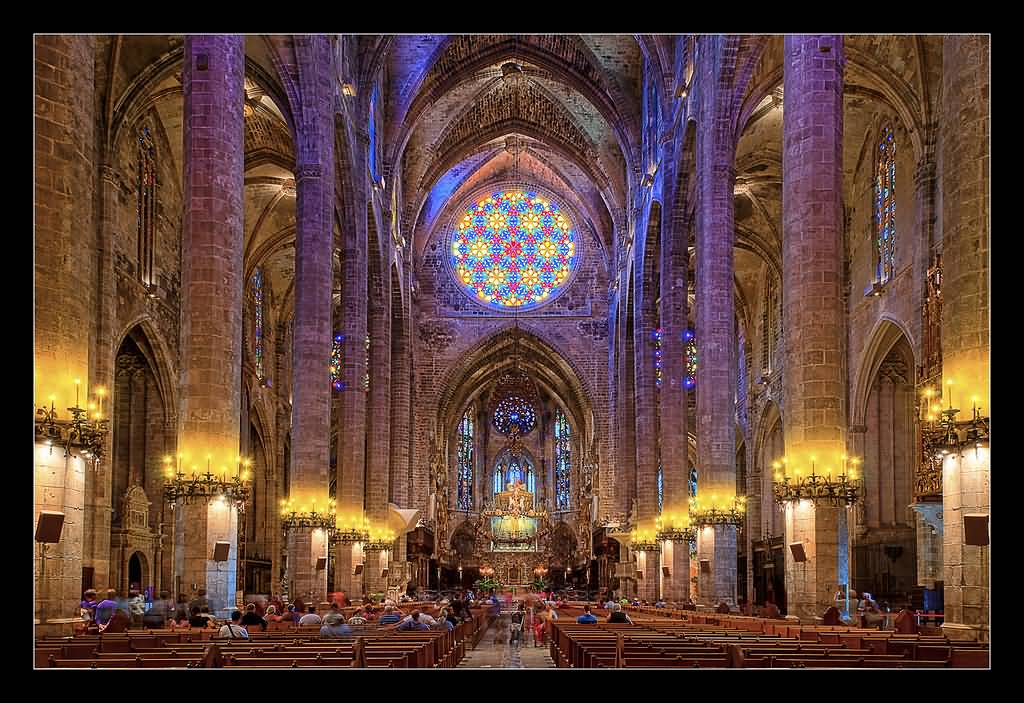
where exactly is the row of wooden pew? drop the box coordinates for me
[37,607,496,668]
[548,608,988,668]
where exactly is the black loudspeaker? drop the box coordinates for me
[789,542,807,562]
[662,566,671,577]
[316,557,328,571]
[213,541,231,562]
[635,570,644,580]
[964,514,989,546]
[353,564,364,575]
[35,511,65,543]
[699,559,711,573]
[381,568,389,578]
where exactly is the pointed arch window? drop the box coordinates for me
[331,333,344,391]
[684,329,698,389]
[363,334,371,392]
[456,411,474,511]
[875,125,897,284]
[369,82,380,184]
[252,268,265,380]
[653,328,664,388]
[493,465,503,495]
[657,463,664,513]
[137,126,157,287]
[689,464,698,499]
[554,409,572,510]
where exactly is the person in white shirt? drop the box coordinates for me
[298,605,322,625]
[218,610,249,640]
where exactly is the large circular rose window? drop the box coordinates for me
[449,190,581,311]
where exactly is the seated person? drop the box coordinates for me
[654,599,665,609]
[607,603,632,624]
[170,609,190,629]
[264,605,283,622]
[218,610,249,640]
[298,605,322,626]
[100,607,130,633]
[188,606,212,628]
[716,601,732,614]
[240,602,267,631]
[397,611,430,631]
[576,605,598,624]
[821,605,842,625]
[347,608,368,625]
[94,589,119,627]
[320,612,352,639]
[198,606,217,627]
[762,602,783,619]
[378,605,402,625]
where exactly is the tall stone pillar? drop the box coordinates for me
[694,35,738,607]
[174,34,245,617]
[659,146,691,604]
[781,35,850,620]
[285,36,336,606]
[34,34,96,636]
[939,35,989,643]
[364,257,393,596]
[335,138,370,596]
[633,208,661,602]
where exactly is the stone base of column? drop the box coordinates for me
[942,449,989,644]
[285,527,328,606]
[363,550,389,597]
[636,551,659,602]
[34,445,86,628]
[942,621,988,643]
[911,503,943,587]
[659,540,690,603]
[333,543,364,596]
[173,500,238,617]
[784,502,850,621]
[696,525,737,607]
[35,618,81,638]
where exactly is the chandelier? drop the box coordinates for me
[34,381,110,463]
[921,386,990,459]
[689,496,746,527]
[771,457,861,507]
[163,455,251,507]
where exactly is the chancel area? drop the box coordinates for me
[33,34,990,669]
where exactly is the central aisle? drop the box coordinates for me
[457,615,556,669]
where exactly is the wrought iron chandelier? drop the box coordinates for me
[771,457,861,507]
[163,454,251,507]
[689,495,747,526]
[35,382,110,463]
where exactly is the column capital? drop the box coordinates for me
[295,164,323,182]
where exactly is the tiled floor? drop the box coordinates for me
[457,617,555,669]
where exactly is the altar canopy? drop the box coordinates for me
[488,481,542,552]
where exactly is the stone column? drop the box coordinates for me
[389,281,411,509]
[285,35,337,606]
[939,35,989,642]
[174,34,245,617]
[364,259,393,596]
[694,35,738,607]
[336,137,370,596]
[659,145,691,603]
[34,34,96,636]
[781,35,850,621]
[633,212,661,601]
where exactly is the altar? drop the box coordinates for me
[478,480,550,585]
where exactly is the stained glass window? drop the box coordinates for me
[456,411,474,511]
[363,334,370,393]
[493,466,503,495]
[137,126,157,287]
[449,190,581,311]
[331,333,345,391]
[493,396,537,436]
[684,329,698,389]
[653,327,664,388]
[657,463,664,513]
[688,464,698,499]
[506,459,524,485]
[252,269,265,380]
[554,409,572,511]
[527,464,536,494]
[875,125,896,284]
[368,82,380,184]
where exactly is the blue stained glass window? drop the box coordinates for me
[252,268,264,380]
[554,409,572,511]
[684,329,698,389]
[493,467,503,495]
[875,125,897,284]
[689,464,698,499]
[369,82,380,183]
[527,465,535,495]
[507,460,524,485]
[657,464,664,513]
[331,333,344,391]
[456,411,474,511]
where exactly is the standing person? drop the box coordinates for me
[188,588,209,614]
[79,589,98,633]
[94,589,119,628]
[894,606,919,634]
[510,601,526,644]
[143,590,173,629]
[127,590,146,629]
[533,603,549,647]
